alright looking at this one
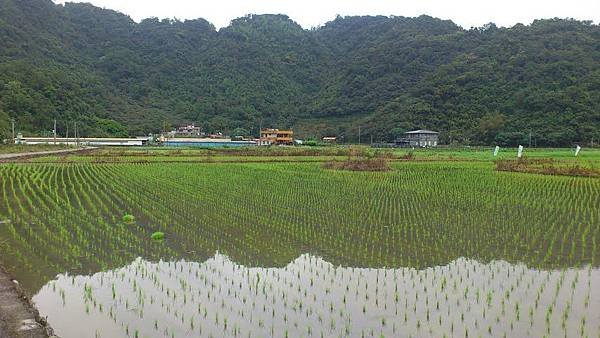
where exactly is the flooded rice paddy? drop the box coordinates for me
[35,255,600,338]
[0,161,599,337]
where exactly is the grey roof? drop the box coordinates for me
[405,129,439,134]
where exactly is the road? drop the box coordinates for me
[0,147,94,161]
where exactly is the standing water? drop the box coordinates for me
[34,254,600,338]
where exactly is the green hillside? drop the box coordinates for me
[1,0,599,145]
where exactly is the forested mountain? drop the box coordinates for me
[1,0,599,145]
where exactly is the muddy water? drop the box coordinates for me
[34,254,600,338]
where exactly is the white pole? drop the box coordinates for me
[493,146,500,157]
[517,145,524,158]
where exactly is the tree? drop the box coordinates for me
[476,113,506,145]
[1,2,599,146]
[495,132,528,147]
[1,81,34,115]
[94,118,129,137]
[232,127,250,137]
[0,109,10,141]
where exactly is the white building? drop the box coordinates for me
[16,136,150,146]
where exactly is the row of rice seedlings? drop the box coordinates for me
[1,161,598,273]
[0,165,173,287]
[123,162,599,269]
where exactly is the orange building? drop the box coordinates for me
[259,129,294,146]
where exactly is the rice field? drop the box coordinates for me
[0,155,599,337]
[35,256,599,338]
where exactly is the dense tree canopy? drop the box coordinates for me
[0,108,10,140]
[1,0,599,145]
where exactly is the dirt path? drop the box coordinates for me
[0,265,55,338]
[0,147,95,162]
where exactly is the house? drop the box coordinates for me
[259,129,294,146]
[208,132,225,139]
[396,130,439,147]
[173,124,203,137]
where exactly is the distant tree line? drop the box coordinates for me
[1,0,599,146]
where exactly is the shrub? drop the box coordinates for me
[323,148,391,172]
[122,214,136,224]
[496,158,600,177]
[151,231,165,240]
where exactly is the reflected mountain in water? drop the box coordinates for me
[34,253,600,338]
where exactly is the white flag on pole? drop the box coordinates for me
[517,145,524,158]
[575,145,581,156]
[493,146,500,157]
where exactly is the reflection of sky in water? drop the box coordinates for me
[34,253,600,338]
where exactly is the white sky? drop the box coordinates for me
[53,0,600,29]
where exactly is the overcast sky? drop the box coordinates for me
[53,0,600,29]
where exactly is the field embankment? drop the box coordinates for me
[496,158,600,177]
[3,146,600,165]
[0,265,53,338]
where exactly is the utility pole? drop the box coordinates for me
[528,131,532,148]
[358,126,361,145]
[74,122,78,146]
[53,119,57,145]
[370,134,373,145]
[11,118,15,143]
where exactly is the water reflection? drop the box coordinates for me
[34,253,600,338]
